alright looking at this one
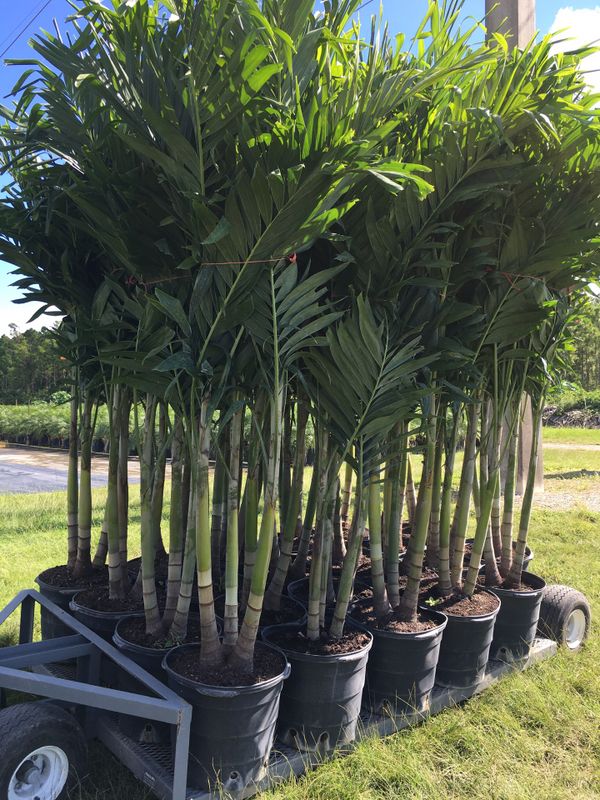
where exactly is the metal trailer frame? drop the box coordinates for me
[0,589,558,800]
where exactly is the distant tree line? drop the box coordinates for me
[0,324,69,404]
[569,296,600,391]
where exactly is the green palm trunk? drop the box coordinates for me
[67,376,78,571]
[73,391,94,579]
[107,385,124,600]
[140,395,163,637]
[164,415,185,629]
[386,423,407,609]
[397,403,437,623]
[437,410,459,594]
[368,467,389,619]
[224,402,243,649]
[450,401,479,589]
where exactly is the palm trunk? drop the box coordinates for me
[224,402,243,650]
[397,403,436,623]
[210,446,226,585]
[164,415,185,628]
[426,421,444,571]
[501,420,518,578]
[329,472,366,640]
[340,461,353,525]
[332,480,346,563]
[242,397,264,602]
[168,481,197,642]
[505,397,543,588]
[73,391,94,579]
[307,428,328,640]
[151,402,168,558]
[67,375,78,571]
[197,398,222,666]
[140,395,162,637]
[450,401,479,589]
[264,401,308,610]
[368,466,389,619]
[437,410,459,594]
[405,456,417,527]
[92,508,108,568]
[386,422,407,609]
[118,390,130,587]
[289,455,318,582]
[233,387,283,669]
[107,385,124,600]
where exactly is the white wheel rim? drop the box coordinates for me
[8,746,69,800]
[566,608,587,650]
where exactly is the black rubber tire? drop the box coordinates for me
[537,584,591,651]
[0,702,87,799]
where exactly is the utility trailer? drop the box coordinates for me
[0,587,590,800]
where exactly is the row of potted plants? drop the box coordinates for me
[0,0,598,794]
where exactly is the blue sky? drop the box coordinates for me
[1,0,599,333]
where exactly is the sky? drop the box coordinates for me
[0,0,599,335]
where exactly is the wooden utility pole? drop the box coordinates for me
[486,0,543,494]
[485,0,535,48]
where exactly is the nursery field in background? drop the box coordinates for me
[0,432,598,800]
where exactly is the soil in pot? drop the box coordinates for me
[351,599,447,714]
[485,572,545,663]
[36,565,108,639]
[163,642,289,792]
[427,587,500,690]
[261,622,372,753]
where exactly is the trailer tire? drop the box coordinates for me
[538,584,591,652]
[0,702,87,800]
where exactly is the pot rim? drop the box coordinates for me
[70,590,145,620]
[487,571,546,596]
[35,574,82,596]
[261,620,373,663]
[162,640,290,696]
[351,606,448,640]
[422,589,501,621]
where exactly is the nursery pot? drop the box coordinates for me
[434,591,500,690]
[261,622,372,753]
[354,605,447,714]
[113,614,220,746]
[35,575,79,640]
[163,642,289,792]
[69,591,144,642]
[487,572,545,663]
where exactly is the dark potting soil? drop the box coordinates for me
[434,589,499,617]
[119,616,202,649]
[38,564,108,589]
[169,646,285,687]
[260,598,306,628]
[351,600,439,633]
[74,585,144,613]
[127,553,170,582]
[267,626,371,656]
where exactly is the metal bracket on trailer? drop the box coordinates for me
[0,589,193,800]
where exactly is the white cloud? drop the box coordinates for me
[550,7,600,93]
[0,300,59,336]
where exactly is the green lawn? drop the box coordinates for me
[543,426,600,446]
[0,445,598,800]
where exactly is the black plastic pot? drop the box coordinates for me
[163,642,289,792]
[434,592,500,689]
[354,605,447,714]
[487,572,545,663]
[35,575,79,640]
[261,622,372,753]
[69,591,144,641]
[113,614,221,745]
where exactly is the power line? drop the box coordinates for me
[0,0,54,60]
[0,0,48,51]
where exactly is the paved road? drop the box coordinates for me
[0,448,140,494]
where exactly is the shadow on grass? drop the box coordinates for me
[545,469,600,480]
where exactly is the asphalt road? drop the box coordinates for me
[0,448,140,494]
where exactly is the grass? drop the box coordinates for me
[0,441,598,799]
[543,427,600,446]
